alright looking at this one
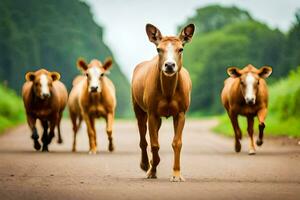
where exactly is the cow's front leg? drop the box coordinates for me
[105,112,114,152]
[41,120,49,152]
[83,114,97,154]
[247,116,256,155]
[170,112,185,182]
[147,114,161,179]
[257,108,267,146]
[27,115,41,151]
[229,112,242,152]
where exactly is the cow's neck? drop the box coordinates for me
[159,70,178,100]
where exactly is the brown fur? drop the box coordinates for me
[221,64,272,154]
[131,24,194,181]
[68,58,116,153]
[22,69,68,151]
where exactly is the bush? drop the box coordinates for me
[0,84,25,133]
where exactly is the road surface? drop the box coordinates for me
[0,119,299,200]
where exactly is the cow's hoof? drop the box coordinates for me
[140,162,150,172]
[256,139,263,146]
[57,138,63,144]
[248,149,256,155]
[42,146,49,152]
[34,141,41,151]
[235,142,241,153]
[170,175,185,182]
[146,168,157,179]
[108,143,114,152]
[88,149,97,154]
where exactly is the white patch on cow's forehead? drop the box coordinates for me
[245,73,255,98]
[245,73,255,85]
[88,66,101,75]
[166,43,175,62]
[40,74,50,94]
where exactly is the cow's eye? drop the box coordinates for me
[100,73,104,77]
[86,73,89,77]
[179,48,183,53]
[156,48,161,53]
[240,80,244,85]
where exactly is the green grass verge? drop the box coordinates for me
[213,114,300,138]
[0,84,25,133]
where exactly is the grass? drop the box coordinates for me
[0,84,25,133]
[214,67,300,138]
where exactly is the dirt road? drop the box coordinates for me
[0,119,299,200]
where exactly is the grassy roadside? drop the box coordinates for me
[0,84,25,133]
[214,67,300,138]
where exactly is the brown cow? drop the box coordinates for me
[221,64,272,155]
[22,69,68,151]
[68,58,116,154]
[131,24,194,182]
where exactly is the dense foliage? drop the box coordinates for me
[0,0,131,117]
[180,5,299,115]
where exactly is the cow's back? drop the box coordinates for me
[53,81,68,112]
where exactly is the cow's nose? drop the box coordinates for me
[165,62,175,71]
[90,86,98,92]
[245,97,255,105]
[42,93,50,98]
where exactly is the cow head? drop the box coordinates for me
[146,23,195,76]
[77,57,113,93]
[227,64,272,105]
[25,69,60,99]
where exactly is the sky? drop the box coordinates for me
[85,0,300,80]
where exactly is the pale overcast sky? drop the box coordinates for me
[85,0,300,80]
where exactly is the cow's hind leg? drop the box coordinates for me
[247,116,256,155]
[133,102,149,172]
[27,115,41,151]
[57,112,63,144]
[70,112,79,152]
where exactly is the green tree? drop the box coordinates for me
[0,0,131,117]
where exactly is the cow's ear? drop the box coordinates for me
[179,24,195,45]
[227,67,241,78]
[25,72,35,81]
[51,72,60,81]
[258,66,272,78]
[146,24,162,46]
[77,58,88,71]
[103,57,113,71]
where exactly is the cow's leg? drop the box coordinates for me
[105,112,114,152]
[83,114,97,154]
[41,120,49,152]
[170,112,185,182]
[229,113,242,152]
[70,112,78,152]
[57,112,63,144]
[42,118,56,152]
[247,116,256,155]
[27,115,41,151]
[147,114,161,179]
[256,108,267,146]
[133,102,149,172]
